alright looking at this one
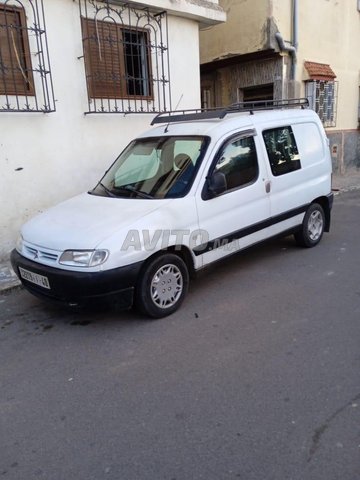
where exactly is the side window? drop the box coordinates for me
[214,136,259,192]
[262,126,301,176]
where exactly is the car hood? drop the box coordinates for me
[22,192,173,251]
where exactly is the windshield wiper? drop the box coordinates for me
[113,185,153,199]
[97,182,118,198]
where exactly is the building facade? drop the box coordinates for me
[200,0,360,174]
[0,0,225,261]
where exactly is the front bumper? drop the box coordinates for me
[10,249,143,309]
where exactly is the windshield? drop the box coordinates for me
[91,136,208,199]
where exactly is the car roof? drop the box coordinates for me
[138,108,320,142]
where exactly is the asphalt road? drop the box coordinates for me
[1,190,360,480]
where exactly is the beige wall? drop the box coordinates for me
[201,0,360,131]
[200,0,270,64]
[263,0,360,131]
[271,0,292,41]
[292,0,360,131]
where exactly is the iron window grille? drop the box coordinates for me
[306,80,338,128]
[0,0,55,113]
[78,0,171,114]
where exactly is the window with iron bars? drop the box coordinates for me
[0,0,55,113]
[305,80,338,128]
[79,0,171,114]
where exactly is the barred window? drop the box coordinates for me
[0,4,34,96]
[306,80,338,128]
[78,0,170,114]
[0,0,55,113]
[81,18,152,100]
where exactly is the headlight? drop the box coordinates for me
[16,235,24,254]
[59,249,109,267]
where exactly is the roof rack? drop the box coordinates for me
[151,98,309,125]
[229,98,309,112]
[151,108,228,125]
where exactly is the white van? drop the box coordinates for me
[11,100,333,318]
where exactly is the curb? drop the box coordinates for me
[332,185,360,196]
[0,263,21,295]
[0,283,22,295]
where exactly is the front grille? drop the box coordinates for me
[24,246,37,257]
[23,243,60,264]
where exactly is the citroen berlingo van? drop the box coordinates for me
[11,99,333,318]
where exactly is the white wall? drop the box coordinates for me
[0,0,202,261]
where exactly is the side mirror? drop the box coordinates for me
[208,171,227,197]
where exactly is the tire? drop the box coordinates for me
[294,203,325,248]
[135,253,189,318]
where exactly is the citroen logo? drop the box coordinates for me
[33,250,39,259]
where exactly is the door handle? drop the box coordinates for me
[265,180,271,193]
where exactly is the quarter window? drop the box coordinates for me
[262,126,301,176]
[214,136,259,191]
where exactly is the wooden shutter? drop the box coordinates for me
[81,17,127,99]
[0,6,34,96]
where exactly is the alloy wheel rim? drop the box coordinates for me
[151,264,183,309]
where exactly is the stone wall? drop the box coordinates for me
[327,131,360,174]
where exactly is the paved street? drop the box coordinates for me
[1,190,360,480]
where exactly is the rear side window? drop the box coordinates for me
[213,136,259,192]
[262,126,301,176]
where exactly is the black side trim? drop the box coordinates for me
[193,204,308,256]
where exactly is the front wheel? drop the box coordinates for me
[294,203,325,248]
[135,253,189,318]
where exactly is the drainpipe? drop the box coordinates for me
[293,0,298,51]
[275,0,298,81]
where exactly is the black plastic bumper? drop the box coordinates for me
[10,249,143,309]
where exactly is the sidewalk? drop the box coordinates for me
[0,260,21,294]
[1,170,360,295]
[331,168,360,192]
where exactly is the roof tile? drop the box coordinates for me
[304,61,336,80]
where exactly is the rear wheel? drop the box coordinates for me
[294,203,325,247]
[135,253,189,318]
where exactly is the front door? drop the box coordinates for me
[194,132,271,267]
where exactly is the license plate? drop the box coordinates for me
[19,267,50,290]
